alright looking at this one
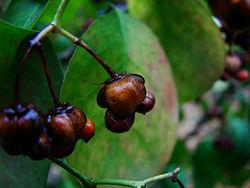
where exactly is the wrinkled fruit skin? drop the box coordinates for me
[46,104,86,144]
[0,103,44,155]
[105,110,135,133]
[104,74,146,116]
[81,119,95,143]
[136,91,155,114]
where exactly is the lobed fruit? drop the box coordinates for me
[101,73,146,116]
[97,73,155,133]
[0,102,94,159]
[105,110,135,133]
[136,91,155,114]
[80,118,95,143]
[0,103,44,155]
[46,103,86,144]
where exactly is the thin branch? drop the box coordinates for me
[56,27,118,78]
[176,178,185,188]
[142,167,181,185]
[49,157,182,188]
[52,0,71,27]
[30,24,55,46]
[49,157,94,187]
[37,46,61,107]
[14,24,55,104]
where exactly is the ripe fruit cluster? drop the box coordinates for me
[0,102,95,160]
[97,73,155,133]
[221,52,249,81]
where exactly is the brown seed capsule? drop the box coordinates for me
[50,142,75,159]
[136,91,155,114]
[0,112,18,138]
[0,103,44,142]
[70,107,87,136]
[105,74,146,116]
[80,119,95,143]
[105,110,135,133]
[46,104,86,144]
[18,104,44,142]
[97,85,108,108]
[26,131,51,160]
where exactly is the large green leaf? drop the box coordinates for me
[0,0,49,29]
[129,0,226,102]
[0,21,63,187]
[61,9,178,179]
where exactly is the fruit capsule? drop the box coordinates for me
[105,74,146,116]
[136,91,155,114]
[26,130,51,160]
[0,103,44,142]
[46,103,86,144]
[105,110,135,133]
[50,142,75,159]
[80,118,95,143]
[97,85,108,108]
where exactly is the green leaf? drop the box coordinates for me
[129,0,226,102]
[37,0,109,33]
[0,21,63,187]
[61,10,178,179]
[0,0,49,29]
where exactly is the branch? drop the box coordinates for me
[49,157,183,188]
[49,157,94,187]
[56,27,118,78]
[37,46,61,107]
[52,0,71,27]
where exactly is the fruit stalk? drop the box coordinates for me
[37,46,60,107]
[76,39,118,78]
[50,157,183,188]
[52,0,71,27]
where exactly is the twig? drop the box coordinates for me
[49,157,183,188]
[37,46,61,107]
[56,27,118,78]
